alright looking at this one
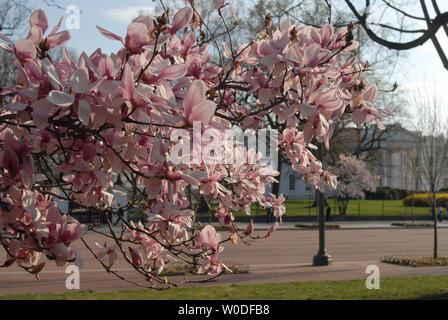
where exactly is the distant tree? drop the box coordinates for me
[0,1,76,91]
[327,154,376,215]
[0,0,30,89]
[407,85,448,258]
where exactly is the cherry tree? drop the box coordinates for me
[327,154,376,215]
[0,0,387,289]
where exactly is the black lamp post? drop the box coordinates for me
[313,143,332,266]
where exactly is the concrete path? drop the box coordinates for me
[94,220,448,232]
[227,220,448,230]
[1,228,448,296]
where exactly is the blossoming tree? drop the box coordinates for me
[327,154,376,215]
[0,0,387,288]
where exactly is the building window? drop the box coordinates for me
[289,174,295,190]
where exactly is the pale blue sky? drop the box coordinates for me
[30,0,448,118]
[40,0,158,54]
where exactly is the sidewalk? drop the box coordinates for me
[92,220,448,234]
[233,220,448,231]
[2,228,447,295]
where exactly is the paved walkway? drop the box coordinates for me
[247,220,448,230]
[93,220,448,233]
[1,228,448,295]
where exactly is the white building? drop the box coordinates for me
[269,124,448,199]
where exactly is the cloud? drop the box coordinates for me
[103,6,156,23]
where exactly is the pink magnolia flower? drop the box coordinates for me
[128,247,143,267]
[216,206,234,225]
[271,194,286,221]
[97,16,157,55]
[198,248,230,275]
[245,219,254,235]
[96,242,118,267]
[27,9,71,52]
[322,171,337,190]
[170,7,193,35]
[0,133,33,178]
[44,207,87,266]
[196,225,221,251]
[212,0,226,10]
[183,80,217,126]
[145,192,194,242]
[200,165,228,198]
[280,128,306,164]
[14,39,37,62]
[351,83,389,128]
[303,112,329,145]
[46,208,87,243]
[267,222,279,237]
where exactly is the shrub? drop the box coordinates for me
[295,223,341,229]
[366,187,415,200]
[381,256,448,267]
[391,222,433,227]
[403,193,448,207]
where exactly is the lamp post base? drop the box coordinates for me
[313,250,333,266]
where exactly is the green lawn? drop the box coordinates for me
[2,275,448,300]
[220,199,432,217]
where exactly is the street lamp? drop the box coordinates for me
[313,143,332,266]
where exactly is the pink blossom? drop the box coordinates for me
[183,80,217,126]
[271,194,286,221]
[0,5,388,282]
[267,222,279,237]
[28,9,70,50]
[1,133,33,178]
[14,39,36,62]
[128,247,143,267]
[170,7,193,35]
[96,242,118,267]
[245,220,254,235]
[196,225,221,251]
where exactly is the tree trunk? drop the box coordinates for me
[272,157,283,196]
[433,192,438,259]
[337,198,348,215]
[342,200,348,215]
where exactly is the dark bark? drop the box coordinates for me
[271,156,283,196]
[337,198,349,215]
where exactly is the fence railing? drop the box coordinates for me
[194,199,436,218]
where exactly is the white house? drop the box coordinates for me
[268,124,448,199]
[265,162,314,200]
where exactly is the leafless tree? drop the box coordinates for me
[343,0,448,71]
[0,0,30,89]
[0,1,77,90]
[407,85,448,258]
